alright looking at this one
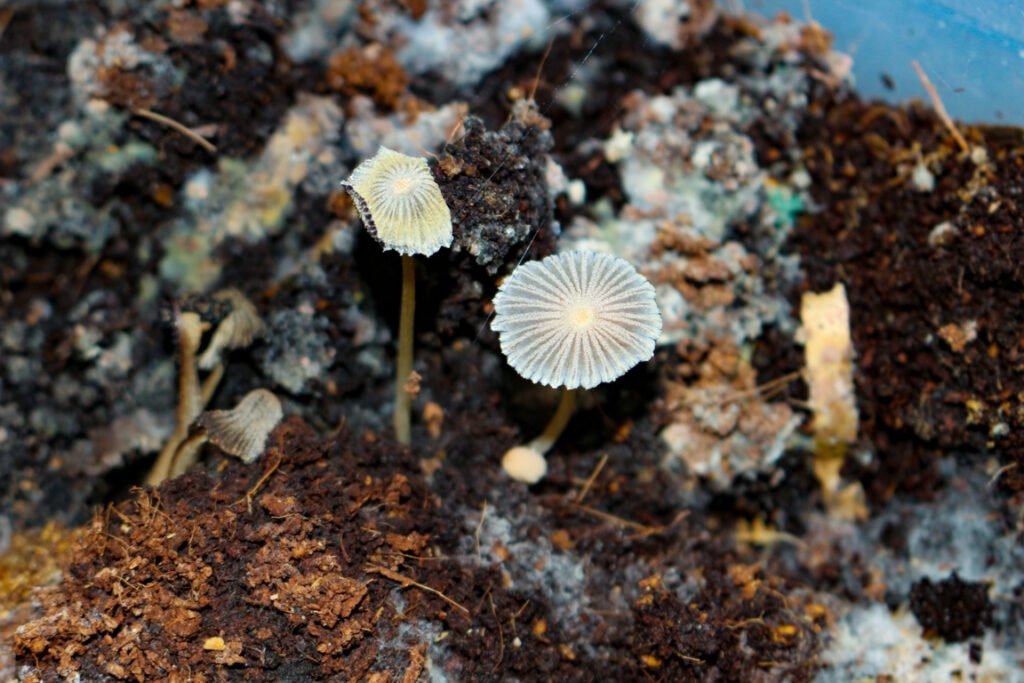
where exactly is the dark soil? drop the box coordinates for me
[910,573,994,643]
[15,415,822,682]
[788,96,1024,503]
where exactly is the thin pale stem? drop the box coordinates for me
[200,362,225,408]
[146,313,203,486]
[168,431,209,479]
[394,255,416,445]
[528,389,577,455]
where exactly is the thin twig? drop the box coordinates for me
[132,107,217,153]
[574,504,662,535]
[683,370,803,408]
[528,36,555,102]
[911,60,968,154]
[366,564,470,615]
[231,452,282,512]
[987,462,1017,489]
[474,500,488,562]
[575,454,608,504]
[488,588,505,673]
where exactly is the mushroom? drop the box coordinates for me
[197,289,265,371]
[196,288,265,406]
[168,388,283,478]
[146,290,264,486]
[491,250,662,483]
[145,308,206,486]
[341,147,452,445]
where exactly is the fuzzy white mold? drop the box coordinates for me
[492,251,662,390]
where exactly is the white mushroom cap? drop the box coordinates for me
[195,388,283,463]
[492,251,662,390]
[341,146,453,257]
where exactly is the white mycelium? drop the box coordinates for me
[341,146,452,256]
[492,251,662,390]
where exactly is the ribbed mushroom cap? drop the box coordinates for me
[341,147,453,256]
[195,389,283,463]
[492,251,662,390]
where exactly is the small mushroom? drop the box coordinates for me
[168,389,283,478]
[197,288,265,371]
[341,147,453,445]
[146,290,264,486]
[492,250,662,483]
[145,309,206,486]
[195,288,264,409]
[341,146,452,257]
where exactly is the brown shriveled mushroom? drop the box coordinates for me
[340,147,452,445]
[168,388,283,478]
[146,290,264,485]
[492,250,662,483]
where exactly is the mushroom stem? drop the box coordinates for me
[168,430,210,479]
[501,389,578,484]
[146,312,204,486]
[528,388,577,455]
[200,362,226,407]
[394,254,416,445]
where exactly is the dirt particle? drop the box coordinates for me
[436,115,554,272]
[937,320,978,353]
[166,10,208,45]
[325,45,409,110]
[202,636,225,651]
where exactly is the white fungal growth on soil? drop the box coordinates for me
[341,146,453,256]
[492,251,662,390]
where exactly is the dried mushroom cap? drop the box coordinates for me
[195,389,283,463]
[341,146,453,256]
[492,251,662,390]
[198,289,265,370]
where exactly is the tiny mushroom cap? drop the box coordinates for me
[198,288,265,370]
[341,146,453,257]
[492,250,662,390]
[502,446,548,484]
[195,388,283,463]
[177,310,206,357]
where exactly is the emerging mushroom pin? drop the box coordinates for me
[341,147,453,445]
[492,250,662,483]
